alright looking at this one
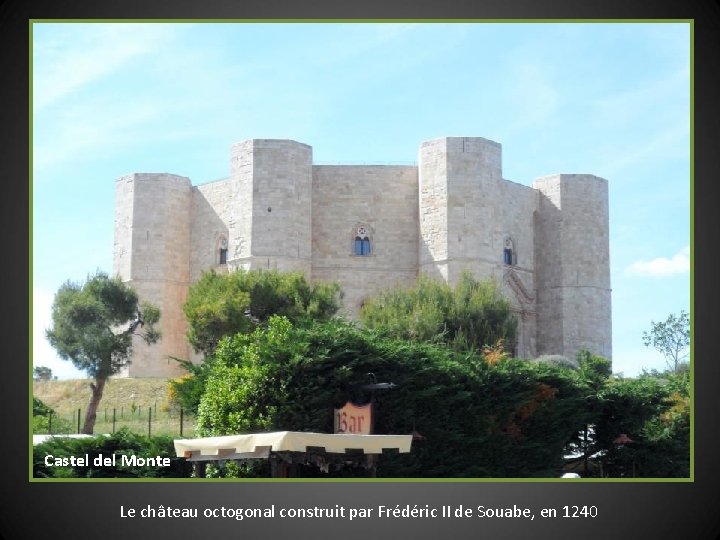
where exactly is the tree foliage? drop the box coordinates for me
[32,397,72,434]
[33,397,53,417]
[360,271,517,354]
[45,271,160,433]
[190,319,689,478]
[566,351,690,478]
[33,366,55,381]
[642,310,690,374]
[33,428,191,478]
[183,269,342,356]
[636,371,690,477]
[196,317,588,477]
[589,372,689,478]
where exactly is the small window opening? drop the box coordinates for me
[504,248,513,265]
[353,225,372,256]
[503,237,516,266]
[354,237,371,256]
[218,237,228,265]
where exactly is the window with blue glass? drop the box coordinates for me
[503,237,515,266]
[353,225,372,256]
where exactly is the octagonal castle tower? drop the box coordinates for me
[113,136,611,377]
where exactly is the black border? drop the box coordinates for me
[6,0,720,538]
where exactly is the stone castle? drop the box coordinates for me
[113,136,611,377]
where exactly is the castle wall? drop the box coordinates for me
[499,179,539,358]
[224,139,254,272]
[113,137,612,378]
[418,138,449,281]
[113,175,135,281]
[113,173,193,377]
[419,137,505,285]
[311,165,418,316]
[533,174,612,360]
[228,140,313,274]
[190,178,232,282]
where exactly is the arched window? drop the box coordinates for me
[218,237,228,265]
[353,225,372,256]
[503,237,515,266]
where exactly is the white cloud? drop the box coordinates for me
[625,246,690,277]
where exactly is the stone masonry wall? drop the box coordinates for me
[231,140,313,274]
[114,137,612,377]
[533,174,611,360]
[499,179,539,358]
[113,173,193,377]
[191,178,232,282]
[419,137,505,285]
[418,138,449,281]
[311,165,418,316]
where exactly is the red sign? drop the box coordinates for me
[334,401,372,434]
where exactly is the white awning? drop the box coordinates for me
[174,431,413,462]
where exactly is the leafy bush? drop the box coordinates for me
[184,269,342,356]
[33,397,52,417]
[167,357,218,414]
[32,397,73,434]
[173,270,342,413]
[33,428,192,478]
[596,371,690,478]
[196,317,589,477]
[360,271,517,354]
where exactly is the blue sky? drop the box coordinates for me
[32,22,691,379]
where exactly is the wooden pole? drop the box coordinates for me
[193,461,206,478]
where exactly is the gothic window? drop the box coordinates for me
[353,225,372,256]
[218,237,228,265]
[503,237,516,266]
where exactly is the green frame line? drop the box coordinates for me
[28,18,694,484]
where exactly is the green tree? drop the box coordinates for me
[183,269,342,356]
[33,366,55,381]
[642,311,690,374]
[360,271,517,354]
[45,271,160,434]
[635,371,690,477]
[562,352,690,478]
[591,375,680,477]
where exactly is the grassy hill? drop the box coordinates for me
[33,377,195,437]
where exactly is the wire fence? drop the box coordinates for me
[38,403,195,438]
